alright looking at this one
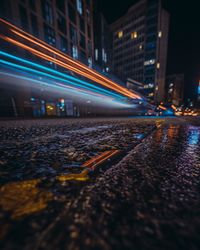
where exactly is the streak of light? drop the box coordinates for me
[82,150,120,170]
[57,150,120,181]
[0,19,141,99]
[8,28,140,99]
[158,105,167,111]
[1,34,136,98]
[0,51,124,100]
[0,57,124,100]
[1,35,137,99]
[0,71,132,107]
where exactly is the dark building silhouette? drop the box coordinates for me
[166,74,184,107]
[93,1,112,73]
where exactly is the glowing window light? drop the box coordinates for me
[131,31,138,39]
[157,62,160,69]
[158,31,162,38]
[118,30,123,38]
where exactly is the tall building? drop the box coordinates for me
[166,74,184,107]
[111,0,170,104]
[93,1,112,73]
[0,0,94,65]
[0,0,94,117]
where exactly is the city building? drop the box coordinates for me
[0,0,94,64]
[111,0,170,104]
[93,1,112,73]
[166,74,184,107]
[0,0,94,117]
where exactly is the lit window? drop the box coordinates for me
[118,30,123,38]
[169,83,174,87]
[155,86,158,91]
[139,45,143,50]
[88,57,92,68]
[102,49,107,63]
[72,45,78,59]
[148,93,154,97]
[76,0,83,15]
[157,62,160,69]
[95,49,98,60]
[131,31,137,39]
[144,59,155,66]
[158,31,162,38]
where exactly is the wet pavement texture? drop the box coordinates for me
[0,117,200,250]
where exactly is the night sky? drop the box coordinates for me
[100,0,200,102]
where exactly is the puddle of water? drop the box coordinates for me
[187,126,200,145]
[133,133,145,140]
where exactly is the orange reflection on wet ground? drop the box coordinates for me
[57,150,120,182]
[82,150,120,170]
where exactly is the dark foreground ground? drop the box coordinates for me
[0,117,200,250]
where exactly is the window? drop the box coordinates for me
[79,17,85,33]
[72,45,78,59]
[87,24,91,38]
[68,3,76,24]
[56,0,65,13]
[144,59,155,66]
[76,0,83,15]
[156,62,160,69]
[158,31,162,38]
[86,0,90,7]
[118,30,123,38]
[59,35,68,52]
[29,0,36,11]
[70,24,77,43]
[31,14,39,36]
[95,49,98,60]
[19,4,29,31]
[80,33,86,49]
[131,31,137,39]
[57,14,67,34]
[41,0,54,25]
[44,24,55,46]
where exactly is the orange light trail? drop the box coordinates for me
[158,105,167,111]
[82,150,120,170]
[0,18,141,99]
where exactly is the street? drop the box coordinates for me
[0,117,200,250]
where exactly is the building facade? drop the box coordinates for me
[166,74,184,107]
[93,1,112,73]
[0,0,94,64]
[111,0,169,104]
[0,0,94,117]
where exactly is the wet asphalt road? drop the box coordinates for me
[0,117,200,250]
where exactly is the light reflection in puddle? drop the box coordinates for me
[133,134,145,140]
[187,127,200,145]
[0,179,53,219]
